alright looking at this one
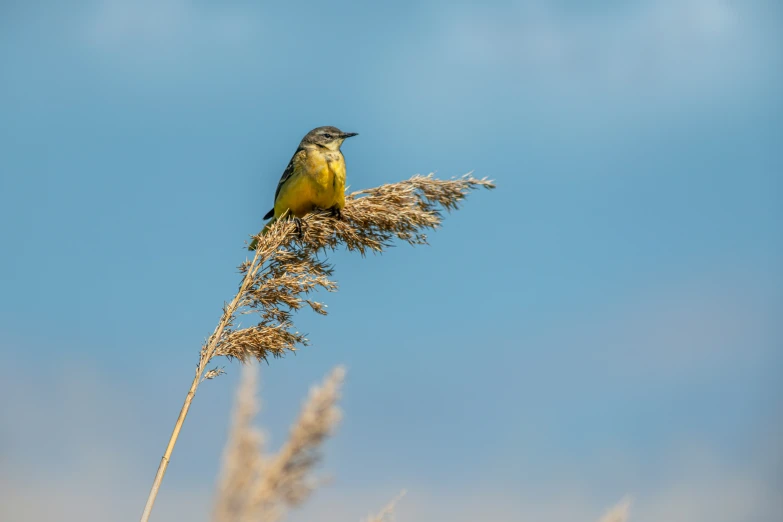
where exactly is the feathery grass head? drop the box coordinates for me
[142,173,492,521]
[209,174,494,366]
[597,497,632,522]
[211,365,346,522]
[363,490,407,522]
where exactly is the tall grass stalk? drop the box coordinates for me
[139,174,494,521]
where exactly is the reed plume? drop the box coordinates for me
[597,497,632,522]
[363,491,407,522]
[211,364,345,522]
[139,174,494,521]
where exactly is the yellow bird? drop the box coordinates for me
[250,126,358,249]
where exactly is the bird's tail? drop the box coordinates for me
[248,217,277,250]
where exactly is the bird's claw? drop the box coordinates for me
[330,206,342,220]
[293,217,304,238]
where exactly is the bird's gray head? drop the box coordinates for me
[300,126,358,152]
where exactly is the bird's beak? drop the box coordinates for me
[341,132,358,138]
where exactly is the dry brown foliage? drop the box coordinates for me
[211,173,495,366]
[211,364,345,522]
[141,172,632,522]
[140,173,492,521]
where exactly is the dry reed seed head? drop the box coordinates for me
[216,175,493,365]
[238,260,252,274]
[203,366,227,381]
[363,490,407,522]
[249,174,494,255]
[245,254,336,313]
[597,497,632,522]
[221,366,346,522]
[278,366,345,504]
[304,299,327,315]
[216,323,306,363]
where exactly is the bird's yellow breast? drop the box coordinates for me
[274,148,346,218]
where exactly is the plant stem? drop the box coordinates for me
[139,372,201,522]
[140,246,265,522]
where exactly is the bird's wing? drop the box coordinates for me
[274,147,306,202]
[263,148,306,220]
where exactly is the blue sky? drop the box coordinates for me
[1,1,781,521]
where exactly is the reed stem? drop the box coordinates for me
[140,247,264,522]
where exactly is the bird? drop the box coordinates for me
[249,126,358,249]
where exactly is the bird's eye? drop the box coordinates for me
[323,133,332,139]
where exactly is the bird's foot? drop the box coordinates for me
[293,217,305,239]
[330,206,342,220]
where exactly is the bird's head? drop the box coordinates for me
[300,126,358,152]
